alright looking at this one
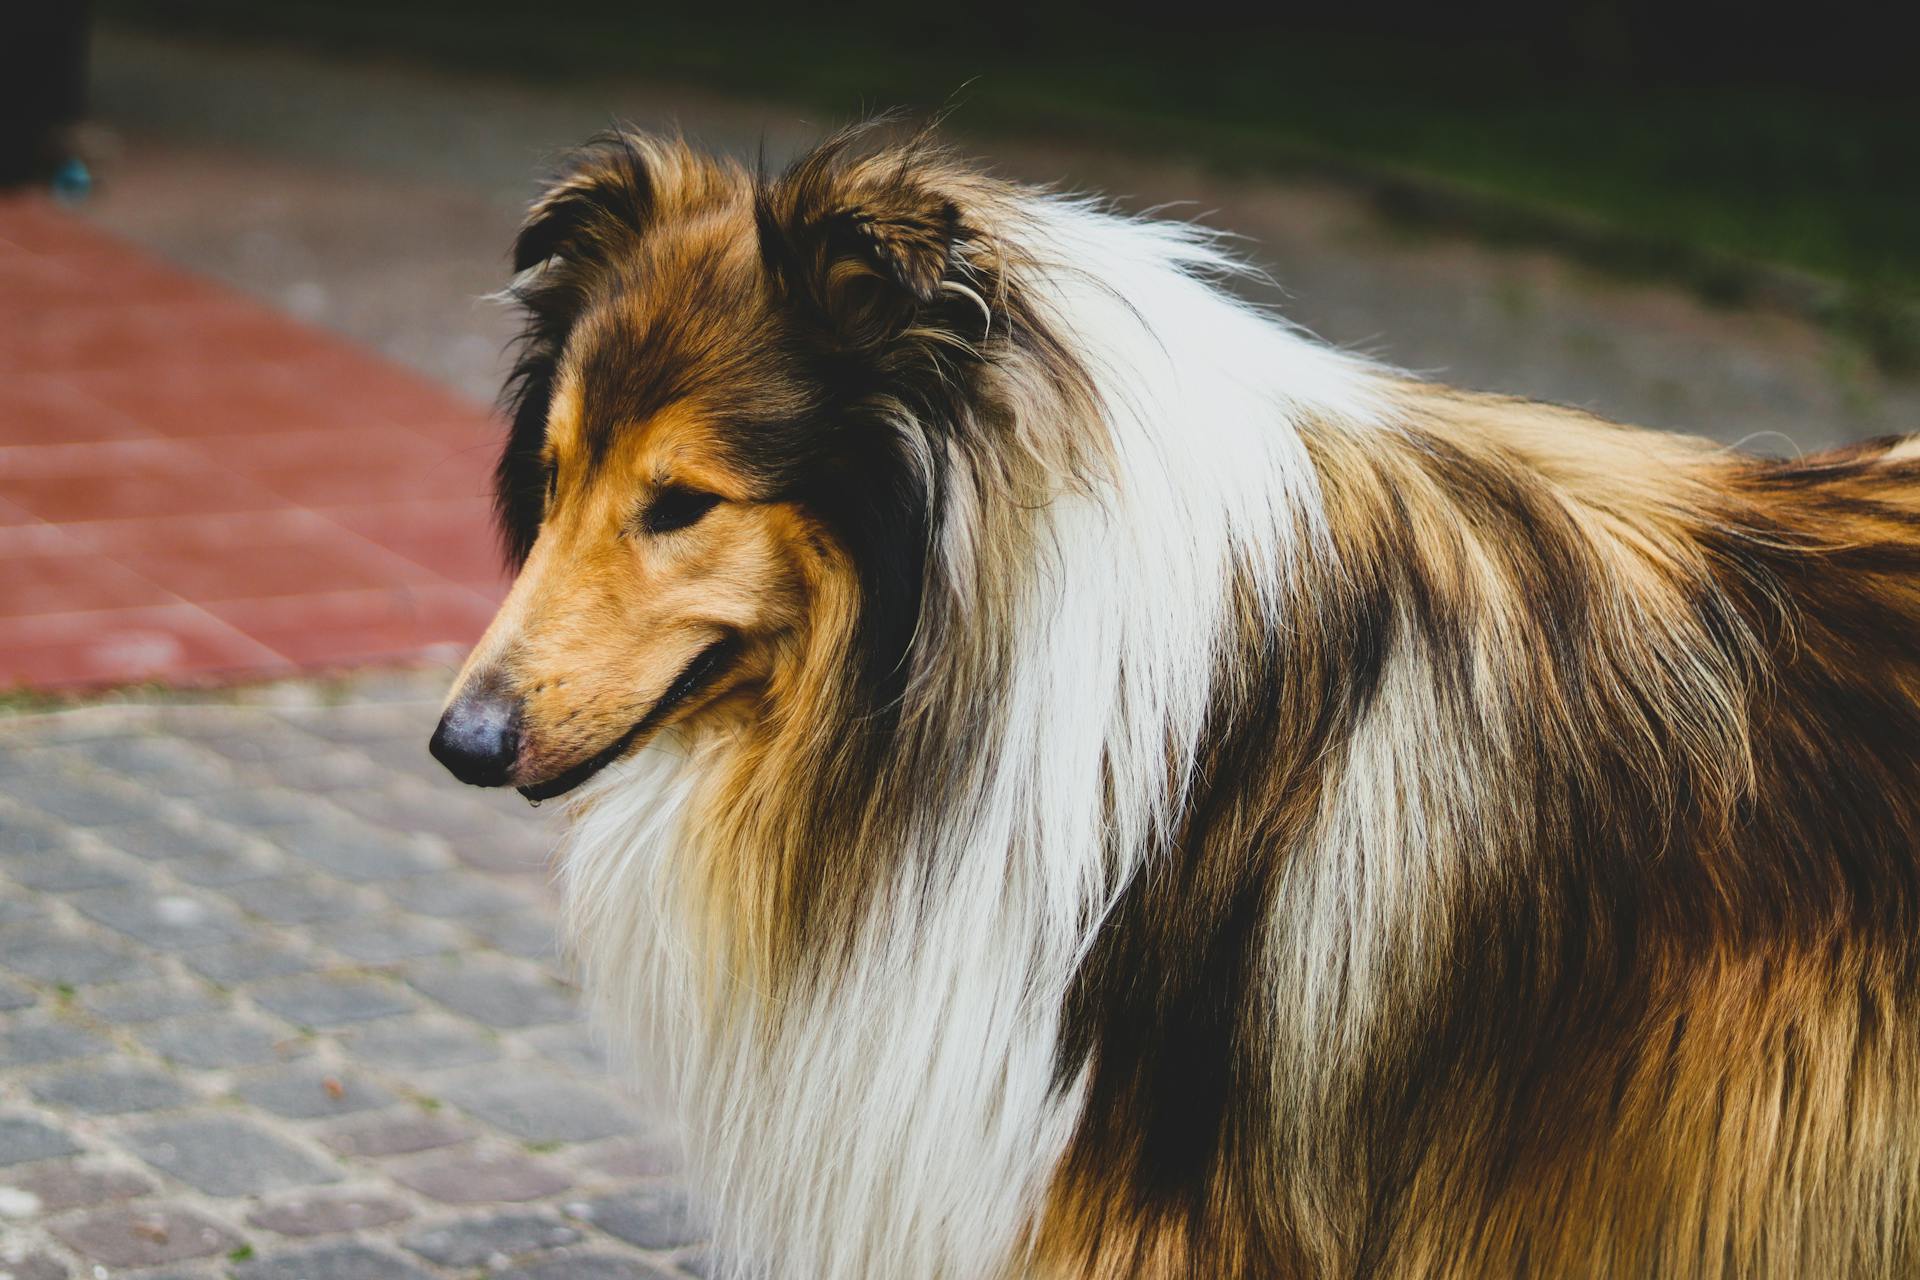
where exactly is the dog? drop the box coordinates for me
[430,124,1920,1279]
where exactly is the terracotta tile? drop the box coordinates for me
[162,298,344,367]
[183,425,447,474]
[0,196,107,255]
[317,498,511,594]
[0,547,176,618]
[0,521,78,554]
[270,348,490,427]
[0,604,289,689]
[70,363,384,438]
[0,440,287,523]
[65,509,438,603]
[214,436,498,507]
[0,197,505,688]
[0,374,156,446]
[0,245,209,309]
[207,585,495,668]
[0,301,178,375]
[0,298,331,376]
[404,418,504,456]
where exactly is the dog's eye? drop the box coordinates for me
[643,485,721,535]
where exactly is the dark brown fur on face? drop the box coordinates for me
[445,126,1920,1280]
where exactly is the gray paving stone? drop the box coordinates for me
[198,725,329,767]
[571,1188,707,1250]
[276,822,440,882]
[232,1241,434,1280]
[66,736,233,796]
[336,1017,498,1070]
[331,786,499,837]
[23,775,164,827]
[93,818,250,861]
[6,1160,154,1211]
[0,1251,67,1280]
[469,913,559,960]
[402,1209,581,1267]
[391,1147,570,1204]
[179,940,315,984]
[0,843,131,892]
[79,980,225,1025]
[524,1023,608,1075]
[65,885,248,950]
[1,810,76,857]
[49,1203,241,1268]
[320,1111,471,1158]
[390,871,529,918]
[406,960,578,1029]
[233,1064,394,1119]
[29,1063,195,1115]
[0,1020,110,1069]
[252,975,414,1029]
[586,1134,683,1179]
[4,688,696,1270]
[121,1115,340,1195]
[196,789,332,831]
[491,1253,677,1280]
[221,876,363,925]
[155,708,257,741]
[321,914,458,964]
[0,922,138,984]
[289,707,423,745]
[135,1014,302,1069]
[440,1074,637,1144]
[246,1189,412,1237]
[449,827,553,874]
[354,737,456,783]
[0,1114,81,1165]
[263,750,388,793]
[0,741,65,780]
[168,844,284,887]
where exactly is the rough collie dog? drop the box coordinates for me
[430,125,1920,1279]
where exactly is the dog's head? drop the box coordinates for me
[432,128,1051,800]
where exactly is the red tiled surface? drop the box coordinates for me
[0,195,510,690]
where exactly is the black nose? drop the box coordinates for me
[430,685,523,787]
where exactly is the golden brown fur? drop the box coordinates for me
[1042,391,1920,1279]
[438,126,1920,1280]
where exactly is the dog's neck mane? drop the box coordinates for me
[550,181,1800,1277]
[550,191,1385,1278]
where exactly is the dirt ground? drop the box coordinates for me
[79,25,1920,453]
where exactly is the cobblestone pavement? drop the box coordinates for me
[0,672,709,1279]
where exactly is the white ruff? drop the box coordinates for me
[557,196,1388,1280]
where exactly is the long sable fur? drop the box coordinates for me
[479,125,1920,1280]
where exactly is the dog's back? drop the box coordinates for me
[1043,388,1920,1279]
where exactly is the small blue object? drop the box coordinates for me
[51,157,91,204]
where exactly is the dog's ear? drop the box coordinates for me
[757,135,964,350]
[514,134,654,273]
[497,134,656,566]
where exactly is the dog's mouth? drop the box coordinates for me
[516,634,741,803]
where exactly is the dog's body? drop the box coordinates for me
[433,128,1920,1279]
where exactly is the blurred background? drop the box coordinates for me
[0,4,1914,1277]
